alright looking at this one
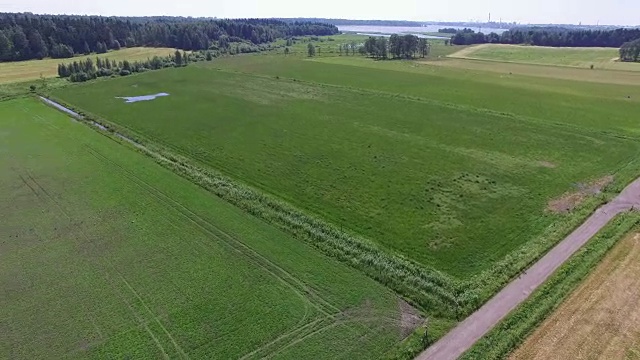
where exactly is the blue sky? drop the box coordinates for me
[2,0,638,26]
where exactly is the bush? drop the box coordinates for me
[96,68,114,77]
[119,69,131,76]
[69,72,91,82]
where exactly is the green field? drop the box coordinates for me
[449,44,640,71]
[49,54,640,282]
[6,36,640,358]
[0,97,412,359]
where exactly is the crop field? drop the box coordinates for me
[0,98,412,359]
[511,232,640,360]
[448,43,640,71]
[49,54,640,285]
[0,47,179,84]
[425,57,640,86]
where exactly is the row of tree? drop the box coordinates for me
[0,13,339,62]
[620,39,640,62]
[388,35,430,59]
[451,27,640,48]
[307,35,430,59]
[57,50,212,82]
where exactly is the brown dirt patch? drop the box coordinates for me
[399,299,424,337]
[510,233,640,360]
[547,175,613,213]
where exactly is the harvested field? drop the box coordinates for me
[511,232,640,360]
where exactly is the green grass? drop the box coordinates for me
[49,60,640,281]
[450,44,640,71]
[0,97,409,359]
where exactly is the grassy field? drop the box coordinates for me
[0,97,413,359]
[426,57,640,86]
[510,232,640,360]
[447,43,640,71]
[49,55,640,283]
[0,47,179,84]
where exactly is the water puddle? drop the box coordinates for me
[116,93,169,103]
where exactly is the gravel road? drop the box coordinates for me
[417,178,640,360]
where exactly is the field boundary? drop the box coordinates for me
[418,176,640,359]
[461,213,640,359]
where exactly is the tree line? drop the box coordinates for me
[304,35,430,59]
[0,13,338,62]
[451,27,640,48]
[620,39,640,62]
[58,49,215,82]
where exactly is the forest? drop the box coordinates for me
[0,13,338,62]
[451,27,640,48]
[620,38,640,62]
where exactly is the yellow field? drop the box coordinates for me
[0,47,179,84]
[511,232,640,360]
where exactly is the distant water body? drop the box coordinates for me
[355,32,449,40]
[338,25,508,36]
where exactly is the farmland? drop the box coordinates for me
[50,55,640,280]
[0,47,179,84]
[4,30,640,358]
[0,97,409,359]
[449,44,626,69]
[510,232,640,360]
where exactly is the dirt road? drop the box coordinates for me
[417,178,640,360]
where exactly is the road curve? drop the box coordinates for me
[417,177,640,360]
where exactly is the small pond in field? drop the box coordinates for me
[116,93,170,103]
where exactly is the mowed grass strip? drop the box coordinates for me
[0,47,178,84]
[510,232,640,360]
[51,64,640,278]
[0,98,406,359]
[449,44,627,69]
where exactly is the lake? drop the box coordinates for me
[338,25,508,36]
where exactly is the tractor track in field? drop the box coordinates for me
[24,101,345,359]
[417,177,640,360]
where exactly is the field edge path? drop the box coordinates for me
[417,177,640,360]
